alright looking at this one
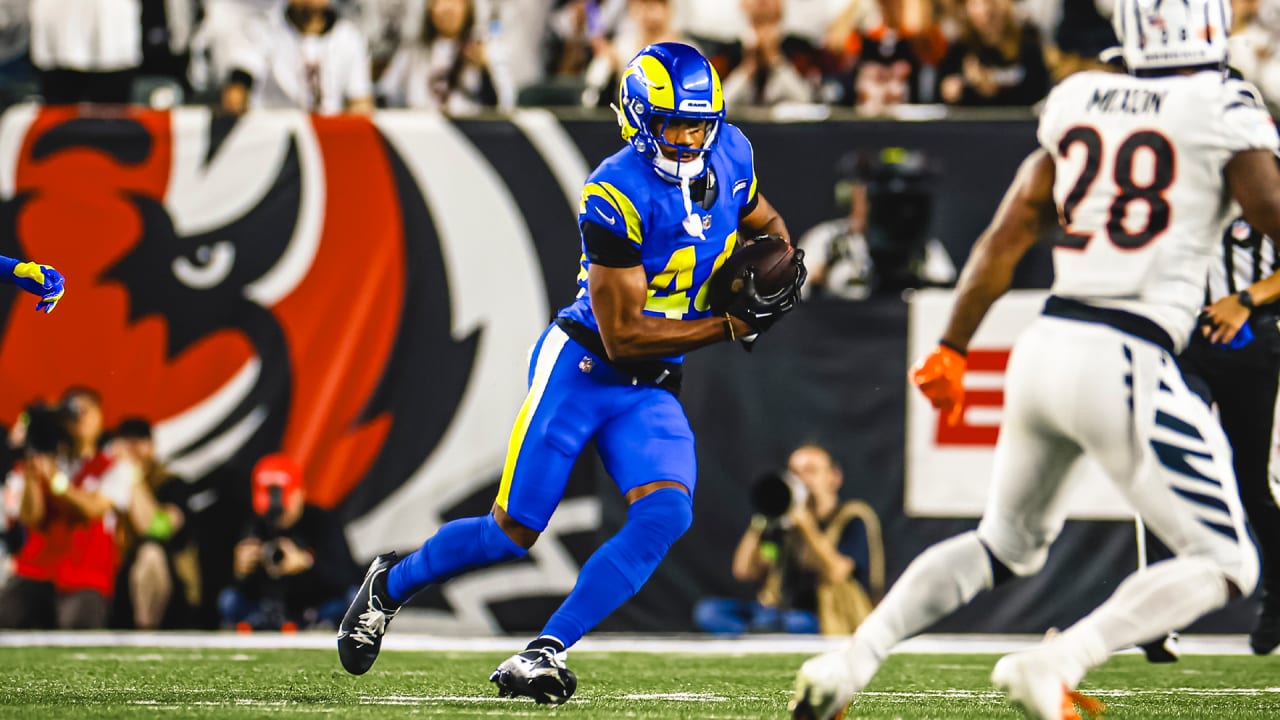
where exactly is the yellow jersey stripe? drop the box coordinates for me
[596,181,642,246]
[496,326,571,511]
[582,182,642,246]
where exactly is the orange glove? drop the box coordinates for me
[910,344,967,426]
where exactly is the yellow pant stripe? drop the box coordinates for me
[496,326,570,510]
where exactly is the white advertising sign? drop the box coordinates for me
[906,289,1136,519]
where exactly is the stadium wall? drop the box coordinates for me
[0,106,1254,633]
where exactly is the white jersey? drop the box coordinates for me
[1038,70,1279,352]
[230,14,372,114]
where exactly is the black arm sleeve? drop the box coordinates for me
[583,219,642,268]
[739,191,760,219]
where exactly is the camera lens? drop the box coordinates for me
[750,472,793,518]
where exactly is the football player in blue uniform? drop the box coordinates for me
[337,42,806,703]
[1,254,64,313]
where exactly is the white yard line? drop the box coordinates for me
[0,631,1260,656]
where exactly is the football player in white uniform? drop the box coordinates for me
[792,0,1280,717]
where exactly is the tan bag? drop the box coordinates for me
[815,500,884,636]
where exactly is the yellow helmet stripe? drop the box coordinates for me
[710,65,724,112]
[635,55,676,111]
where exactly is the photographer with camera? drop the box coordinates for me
[694,444,883,636]
[217,453,359,631]
[0,395,140,629]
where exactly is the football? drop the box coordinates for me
[707,235,799,314]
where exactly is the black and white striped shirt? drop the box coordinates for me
[1208,217,1280,303]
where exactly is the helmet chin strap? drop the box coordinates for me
[679,175,705,239]
[650,144,708,239]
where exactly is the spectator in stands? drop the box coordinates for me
[56,388,152,625]
[136,0,195,97]
[351,0,424,80]
[798,148,955,300]
[377,0,514,113]
[1236,0,1263,30]
[1229,0,1280,108]
[0,405,68,628]
[937,0,1050,106]
[218,453,359,631]
[782,0,850,52]
[109,418,198,630]
[0,0,34,98]
[720,0,816,106]
[672,0,745,58]
[29,0,142,104]
[1023,0,1116,82]
[222,0,374,114]
[548,0,625,78]
[581,0,693,107]
[847,30,920,113]
[0,393,139,629]
[825,0,950,107]
[693,444,882,636]
[189,0,284,97]
[0,411,27,482]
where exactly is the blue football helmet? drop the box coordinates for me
[615,42,725,182]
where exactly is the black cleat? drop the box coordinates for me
[337,552,401,675]
[1250,597,1280,655]
[1139,633,1180,663]
[489,647,578,705]
[789,693,825,720]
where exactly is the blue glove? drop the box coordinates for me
[11,261,65,313]
[1214,319,1254,350]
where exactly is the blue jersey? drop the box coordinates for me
[557,123,759,363]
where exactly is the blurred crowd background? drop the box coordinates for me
[5,0,1278,116]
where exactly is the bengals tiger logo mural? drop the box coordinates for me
[0,107,563,595]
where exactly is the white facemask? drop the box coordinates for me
[653,154,705,181]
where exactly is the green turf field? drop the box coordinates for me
[0,647,1278,719]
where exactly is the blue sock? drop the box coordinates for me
[386,514,527,603]
[540,488,692,648]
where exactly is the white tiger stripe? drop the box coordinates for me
[511,108,592,213]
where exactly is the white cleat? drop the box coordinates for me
[789,651,858,720]
[489,647,577,705]
[991,651,1105,720]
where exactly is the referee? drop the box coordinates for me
[1181,215,1280,655]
